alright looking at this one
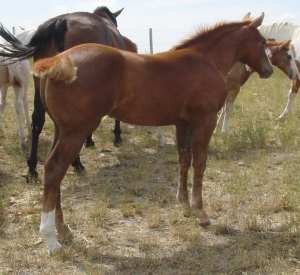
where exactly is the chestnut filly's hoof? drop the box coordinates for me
[47,237,62,255]
[40,210,62,255]
[57,224,73,243]
[40,228,62,255]
[198,210,210,226]
[191,208,210,226]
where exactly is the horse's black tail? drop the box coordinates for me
[0,16,67,63]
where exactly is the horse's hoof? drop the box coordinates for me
[48,240,62,255]
[198,210,211,227]
[74,164,86,175]
[85,139,95,148]
[177,198,190,217]
[158,138,165,147]
[113,138,122,147]
[58,224,73,243]
[20,142,27,154]
[191,208,210,227]
[25,170,39,183]
[182,206,191,217]
[276,114,286,121]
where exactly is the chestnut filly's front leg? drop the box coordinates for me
[40,132,85,254]
[176,123,192,208]
[190,114,217,226]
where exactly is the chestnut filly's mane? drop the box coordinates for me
[174,21,251,50]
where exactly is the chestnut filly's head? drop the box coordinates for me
[239,13,273,78]
[267,40,295,79]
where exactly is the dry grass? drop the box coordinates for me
[0,69,300,274]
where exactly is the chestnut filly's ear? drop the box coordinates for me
[249,12,264,28]
[242,12,251,21]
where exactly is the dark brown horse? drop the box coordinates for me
[0,6,135,177]
[33,14,272,254]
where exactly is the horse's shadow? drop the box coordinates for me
[64,228,299,274]
[63,138,178,207]
[55,138,299,273]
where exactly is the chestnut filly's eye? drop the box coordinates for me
[288,55,292,60]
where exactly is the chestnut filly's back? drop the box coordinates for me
[34,43,225,127]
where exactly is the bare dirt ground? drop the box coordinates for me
[0,70,299,274]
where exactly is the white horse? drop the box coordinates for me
[0,29,34,151]
[259,22,300,119]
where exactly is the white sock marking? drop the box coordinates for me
[40,210,62,254]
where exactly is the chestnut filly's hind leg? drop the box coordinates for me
[176,122,192,208]
[190,114,217,226]
[278,79,300,120]
[40,132,85,254]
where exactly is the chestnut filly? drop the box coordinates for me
[217,39,295,132]
[34,14,273,254]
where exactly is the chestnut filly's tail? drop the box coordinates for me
[33,55,77,83]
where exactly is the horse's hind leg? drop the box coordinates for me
[216,87,239,133]
[113,119,122,146]
[190,114,217,226]
[27,77,45,177]
[176,122,192,209]
[0,85,8,130]
[278,78,300,120]
[216,106,225,131]
[40,132,86,254]
[22,79,31,139]
[13,85,27,151]
[221,98,234,133]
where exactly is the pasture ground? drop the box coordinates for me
[0,70,299,274]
